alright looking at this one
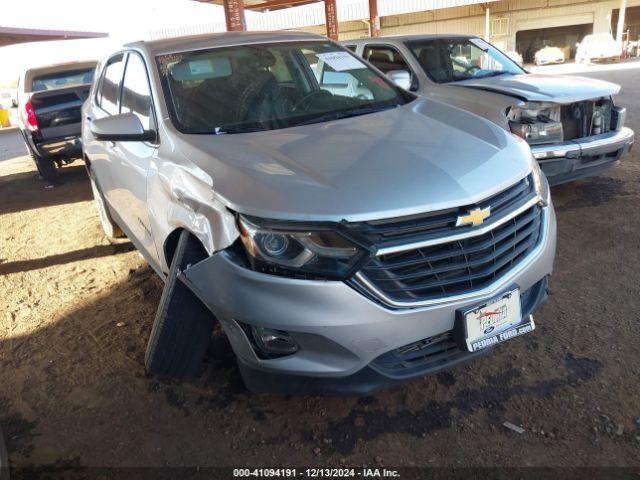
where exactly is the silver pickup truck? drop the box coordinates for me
[345,35,634,185]
[17,61,97,181]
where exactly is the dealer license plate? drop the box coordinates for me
[463,288,535,352]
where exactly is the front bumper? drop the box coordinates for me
[531,127,634,186]
[181,206,556,395]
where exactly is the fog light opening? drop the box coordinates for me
[240,322,299,359]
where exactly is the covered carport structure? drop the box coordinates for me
[0,26,106,48]
[202,0,382,39]
[198,0,499,41]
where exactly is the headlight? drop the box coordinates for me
[530,158,550,206]
[508,102,563,145]
[237,216,371,279]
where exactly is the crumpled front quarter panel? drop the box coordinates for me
[147,144,239,273]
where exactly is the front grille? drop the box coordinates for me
[349,175,534,249]
[351,176,544,305]
[360,205,542,303]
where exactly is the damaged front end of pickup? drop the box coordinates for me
[507,98,634,186]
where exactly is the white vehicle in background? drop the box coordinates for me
[576,33,622,63]
[0,89,17,110]
[534,46,565,66]
[505,50,524,66]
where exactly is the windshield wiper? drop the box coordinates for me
[293,104,397,127]
[212,124,263,134]
[473,71,514,79]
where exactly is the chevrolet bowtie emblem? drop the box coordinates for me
[456,207,491,227]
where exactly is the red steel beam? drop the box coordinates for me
[223,0,246,31]
[244,0,319,11]
[368,0,380,37]
[324,0,339,41]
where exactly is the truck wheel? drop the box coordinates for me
[145,230,217,378]
[89,172,124,240]
[28,149,58,182]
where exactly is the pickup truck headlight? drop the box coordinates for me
[531,159,550,206]
[237,216,370,279]
[508,102,563,145]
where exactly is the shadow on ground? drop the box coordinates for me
[0,243,135,275]
[0,164,91,215]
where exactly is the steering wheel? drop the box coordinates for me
[452,57,481,76]
[464,64,482,75]
[292,90,332,113]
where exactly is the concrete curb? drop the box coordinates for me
[0,424,8,480]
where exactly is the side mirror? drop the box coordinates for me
[91,113,156,142]
[575,42,580,48]
[11,99,17,108]
[386,70,412,90]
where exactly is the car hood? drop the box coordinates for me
[174,98,532,222]
[455,73,620,104]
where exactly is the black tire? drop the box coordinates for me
[27,146,57,182]
[145,230,217,378]
[89,172,125,240]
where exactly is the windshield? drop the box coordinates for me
[157,41,409,134]
[31,68,95,92]
[407,37,524,84]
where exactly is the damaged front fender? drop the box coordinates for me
[147,158,239,273]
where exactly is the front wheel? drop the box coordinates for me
[145,230,217,378]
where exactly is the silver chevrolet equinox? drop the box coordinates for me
[82,31,556,395]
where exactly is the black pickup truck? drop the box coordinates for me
[17,61,97,181]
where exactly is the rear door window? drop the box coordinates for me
[98,55,125,115]
[363,45,411,74]
[120,53,153,131]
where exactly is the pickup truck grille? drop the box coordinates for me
[352,176,544,305]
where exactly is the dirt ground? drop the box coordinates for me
[1,65,640,476]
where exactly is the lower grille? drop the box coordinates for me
[370,278,548,378]
[371,331,466,378]
[359,205,543,304]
